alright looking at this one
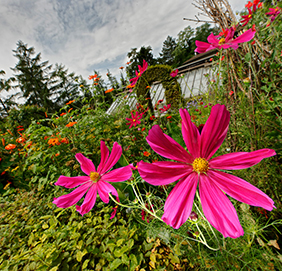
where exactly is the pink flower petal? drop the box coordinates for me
[97,141,109,173]
[138,160,192,186]
[195,40,214,53]
[76,184,98,216]
[200,104,230,160]
[208,170,275,211]
[207,33,219,45]
[162,173,198,229]
[199,174,244,238]
[97,180,119,203]
[232,28,255,44]
[75,153,96,175]
[179,108,201,158]
[98,142,122,174]
[53,182,92,209]
[146,125,193,163]
[54,175,90,188]
[101,164,132,182]
[209,149,276,170]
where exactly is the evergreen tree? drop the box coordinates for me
[159,36,177,66]
[126,46,156,78]
[10,41,81,112]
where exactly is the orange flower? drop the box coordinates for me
[16,137,26,144]
[5,144,16,150]
[48,137,60,146]
[126,84,135,89]
[7,129,13,136]
[68,108,73,113]
[60,112,67,116]
[146,86,151,89]
[61,138,69,144]
[143,151,151,157]
[105,88,114,93]
[55,153,60,157]
[166,116,172,119]
[17,128,24,131]
[45,112,48,118]
[141,127,146,131]
[94,83,98,85]
[66,100,75,105]
[94,77,100,81]
[119,66,124,69]
[2,138,5,146]
[80,85,84,87]
[126,61,131,65]
[44,136,49,140]
[88,74,97,80]
[66,121,77,127]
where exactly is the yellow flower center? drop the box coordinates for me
[192,158,209,173]
[133,119,136,122]
[218,38,226,45]
[90,172,100,182]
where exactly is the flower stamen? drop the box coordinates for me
[90,172,100,182]
[218,38,226,45]
[192,158,209,173]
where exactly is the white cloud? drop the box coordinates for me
[0,0,247,87]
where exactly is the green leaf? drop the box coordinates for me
[116,239,124,247]
[129,254,138,271]
[82,259,90,269]
[110,258,122,270]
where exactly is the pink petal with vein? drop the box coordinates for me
[209,149,276,170]
[138,160,192,186]
[162,173,198,229]
[76,184,98,215]
[195,40,213,53]
[180,108,201,158]
[53,182,92,208]
[208,170,275,211]
[102,164,132,182]
[200,104,230,159]
[75,153,96,175]
[232,29,255,44]
[147,125,193,163]
[97,141,109,173]
[55,175,90,188]
[97,180,119,203]
[199,174,244,238]
[98,142,122,174]
[207,33,219,44]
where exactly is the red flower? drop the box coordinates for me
[5,144,16,150]
[129,60,148,86]
[126,112,142,129]
[159,104,171,113]
[166,116,172,119]
[241,8,253,26]
[170,69,179,77]
[143,151,151,157]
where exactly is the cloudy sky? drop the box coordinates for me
[0,0,246,87]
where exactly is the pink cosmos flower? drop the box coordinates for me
[126,111,143,128]
[266,7,281,22]
[138,105,275,238]
[159,104,171,113]
[129,60,148,86]
[241,8,253,26]
[195,27,255,54]
[53,141,132,216]
[170,69,179,77]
